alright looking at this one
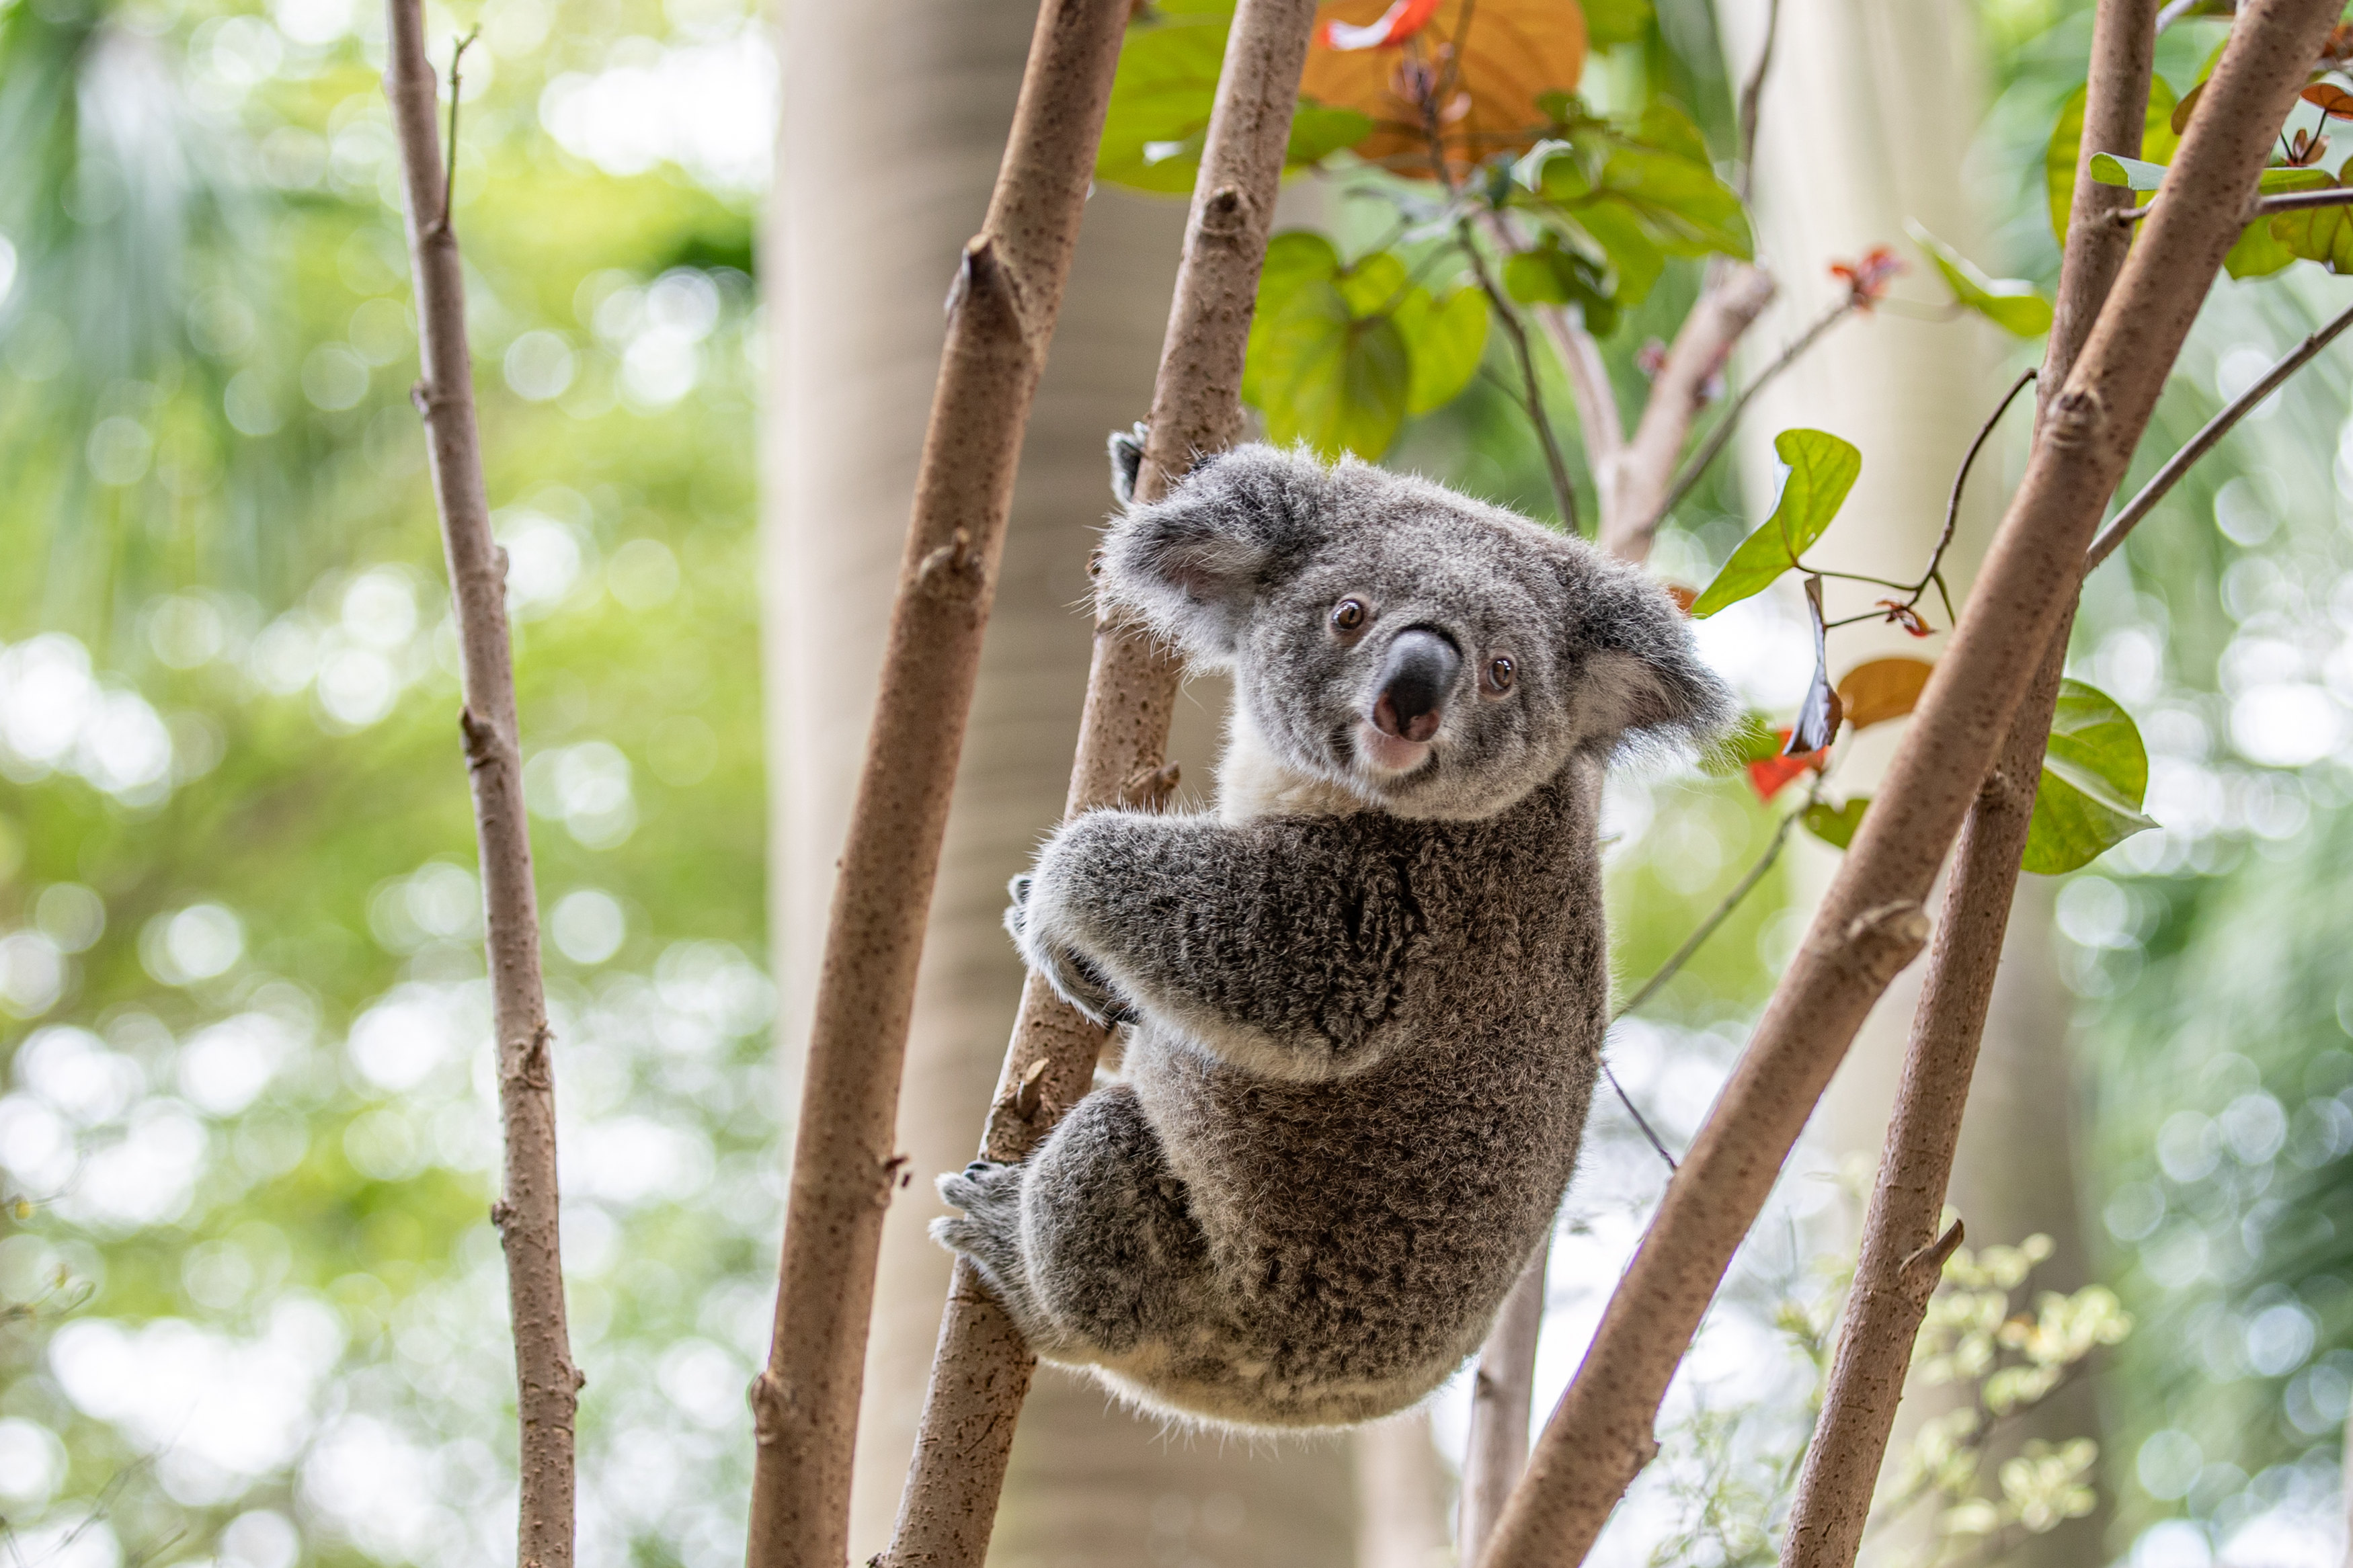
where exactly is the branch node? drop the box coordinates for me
[1197,183,1252,239]
[509,1023,554,1091]
[2043,384,2106,449]
[878,1153,912,1207]
[1011,1057,1051,1118]
[489,1199,510,1230]
[458,706,499,770]
[944,235,1029,347]
[747,1368,792,1444]
[914,528,986,602]
[1814,901,1931,987]
[1115,760,1181,811]
[1901,1218,1967,1298]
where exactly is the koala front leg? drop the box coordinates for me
[1013,809,1409,1077]
[1005,868,1131,1026]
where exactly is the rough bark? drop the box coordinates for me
[1775,6,2156,1565]
[741,5,1129,1565]
[381,12,576,1568]
[1479,3,2343,1561]
[875,4,1319,1563]
[1459,1240,1550,1563]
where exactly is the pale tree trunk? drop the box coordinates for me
[1718,1,2097,1561]
[761,1,1353,1561]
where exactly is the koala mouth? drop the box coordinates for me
[1355,721,1432,776]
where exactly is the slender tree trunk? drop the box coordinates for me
[1358,1411,1453,1568]
[760,1,1351,1562]
[1480,3,2344,1559]
[382,14,575,1568]
[1459,1241,1548,1563]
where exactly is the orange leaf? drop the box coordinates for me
[1302,0,1587,181]
[1663,582,1699,614]
[1835,657,1935,730]
[1874,599,1931,636]
[1747,730,1827,802]
[2303,81,2353,118]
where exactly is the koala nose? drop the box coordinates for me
[1371,628,1462,743]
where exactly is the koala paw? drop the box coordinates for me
[932,1161,1028,1285]
[1005,870,1129,1027]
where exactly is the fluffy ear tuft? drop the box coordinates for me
[1567,558,1737,750]
[1095,444,1332,665]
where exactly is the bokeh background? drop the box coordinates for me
[1,0,2350,1565]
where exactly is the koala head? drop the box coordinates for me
[1097,444,1734,819]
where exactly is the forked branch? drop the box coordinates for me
[382,8,577,1567]
[740,4,1132,1565]
[1479,3,2345,1562]
[877,5,1321,1564]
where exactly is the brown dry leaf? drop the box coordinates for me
[2171,78,2204,136]
[1663,582,1699,614]
[1300,0,1587,180]
[2304,81,2353,119]
[1835,656,1936,729]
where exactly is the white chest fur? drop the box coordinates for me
[1215,704,1365,825]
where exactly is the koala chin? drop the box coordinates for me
[933,443,1734,1431]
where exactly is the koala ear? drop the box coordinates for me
[1566,557,1737,748]
[1094,444,1331,664]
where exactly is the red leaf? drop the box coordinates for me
[1876,598,1932,636]
[1747,734,1827,802]
[1829,245,1905,311]
[1320,0,1445,50]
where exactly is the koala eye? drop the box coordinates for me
[1330,598,1368,634]
[1483,653,1517,695]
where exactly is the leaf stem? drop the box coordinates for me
[1735,0,1784,204]
[2086,292,2353,568]
[1460,222,1585,534]
[1613,794,1808,1024]
[1650,296,1853,526]
[2114,184,2353,224]
[436,27,479,235]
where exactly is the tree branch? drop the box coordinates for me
[1614,799,1806,1024]
[1735,0,1785,204]
[876,5,1320,1564]
[382,9,577,1568]
[1460,1238,1552,1565]
[2086,292,2353,569]
[1479,3,2342,1562]
[1460,219,1583,534]
[738,3,1131,1564]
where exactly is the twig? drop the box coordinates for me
[1736,0,1785,204]
[739,3,1133,1564]
[877,5,1321,1564]
[2086,292,2353,569]
[1479,4,2341,1563]
[1603,1060,1680,1171]
[2115,184,2353,223]
[1613,800,1804,1022]
[436,28,477,235]
[382,7,577,1568]
[1460,224,1583,534]
[1820,368,2038,632]
[1648,296,1854,530]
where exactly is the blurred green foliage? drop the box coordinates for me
[0,0,774,1563]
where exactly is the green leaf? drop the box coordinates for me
[1804,797,1869,850]
[1501,229,1618,333]
[1701,711,1786,776]
[2022,679,2156,875]
[1907,222,2053,337]
[2089,153,2168,191]
[1335,251,1410,316]
[2047,79,2180,242]
[2264,171,2353,274]
[1242,231,1341,407]
[1564,202,1667,306]
[1094,2,1369,192]
[1581,0,1654,48]
[1249,284,1410,460]
[1689,429,1862,617]
[1093,4,1232,194]
[1393,286,1490,416]
[1288,101,1374,167]
[1515,105,1754,270]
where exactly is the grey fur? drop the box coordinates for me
[934,444,1733,1430]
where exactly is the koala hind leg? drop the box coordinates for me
[1016,1082,1213,1358]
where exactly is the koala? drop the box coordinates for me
[933,443,1732,1430]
